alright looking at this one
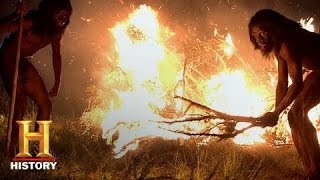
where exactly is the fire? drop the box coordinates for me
[102,5,184,158]
[219,33,235,58]
[205,71,266,116]
[308,108,320,141]
[111,5,164,84]
[97,6,320,157]
[102,5,270,157]
[300,17,315,32]
[204,70,268,144]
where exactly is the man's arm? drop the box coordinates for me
[49,34,62,97]
[275,57,288,106]
[273,43,303,115]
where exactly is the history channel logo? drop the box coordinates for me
[10,121,57,170]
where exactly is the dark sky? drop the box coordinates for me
[1,0,320,117]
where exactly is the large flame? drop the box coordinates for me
[98,7,320,157]
[102,5,185,158]
[204,70,267,144]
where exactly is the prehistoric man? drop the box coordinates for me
[249,9,320,178]
[0,0,72,154]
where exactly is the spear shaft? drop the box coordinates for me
[6,0,25,156]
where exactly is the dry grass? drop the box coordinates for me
[0,113,305,179]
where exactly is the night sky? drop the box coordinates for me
[1,0,320,117]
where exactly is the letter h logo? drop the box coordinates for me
[16,121,52,158]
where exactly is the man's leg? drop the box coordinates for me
[20,60,52,156]
[288,71,320,178]
[20,60,52,131]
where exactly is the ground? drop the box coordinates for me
[0,113,305,179]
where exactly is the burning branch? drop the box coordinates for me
[160,96,278,140]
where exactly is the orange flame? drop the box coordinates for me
[204,70,268,144]
[102,5,185,158]
[300,17,315,32]
[98,7,320,157]
[220,33,235,58]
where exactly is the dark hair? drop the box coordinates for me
[32,0,72,36]
[248,9,301,50]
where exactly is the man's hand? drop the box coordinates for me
[258,111,279,127]
[49,82,60,97]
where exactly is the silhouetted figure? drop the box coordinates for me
[249,9,320,178]
[0,0,72,155]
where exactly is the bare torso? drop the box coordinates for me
[20,28,52,56]
[280,29,320,71]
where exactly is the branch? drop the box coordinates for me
[175,95,257,122]
[162,96,278,140]
[166,123,255,140]
[155,115,217,124]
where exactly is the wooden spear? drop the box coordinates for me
[6,0,25,156]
